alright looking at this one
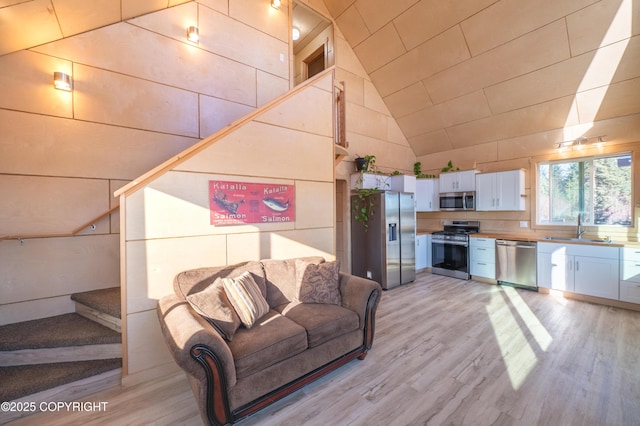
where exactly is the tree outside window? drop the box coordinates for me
[538,154,632,226]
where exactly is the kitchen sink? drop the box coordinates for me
[543,236,612,244]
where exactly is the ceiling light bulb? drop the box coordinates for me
[53,72,72,91]
[292,26,300,41]
[187,26,199,43]
[271,0,281,9]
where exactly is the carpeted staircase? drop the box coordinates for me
[0,287,122,423]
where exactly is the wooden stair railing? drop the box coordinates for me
[0,205,119,241]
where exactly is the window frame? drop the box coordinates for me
[534,151,634,229]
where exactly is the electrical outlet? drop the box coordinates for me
[520,221,529,228]
[366,270,372,279]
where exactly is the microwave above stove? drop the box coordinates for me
[439,191,475,211]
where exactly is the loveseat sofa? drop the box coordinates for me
[157,257,381,426]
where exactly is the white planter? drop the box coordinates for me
[389,175,416,193]
[350,173,390,190]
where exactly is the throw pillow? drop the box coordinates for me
[223,271,270,328]
[295,259,341,305]
[186,278,241,341]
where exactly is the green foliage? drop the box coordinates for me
[538,154,631,226]
[352,187,377,231]
[441,160,460,173]
[413,162,436,179]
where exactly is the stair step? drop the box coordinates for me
[1,343,122,367]
[0,358,122,401]
[71,287,121,318]
[0,367,121,424]
[0,313,121,353]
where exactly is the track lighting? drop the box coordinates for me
[556,136,606,150]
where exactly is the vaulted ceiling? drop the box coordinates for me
[2,0,638,157]
[323,0,639,158]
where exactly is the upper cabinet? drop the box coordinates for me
[415,178,439,212]
[439,170,477,193]
[476,170,525,211]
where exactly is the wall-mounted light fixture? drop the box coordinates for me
[53,72,72,91]
[556,136,606,150]
[187,26,199,43]
[271,0,282,9]
[292,26,300,41]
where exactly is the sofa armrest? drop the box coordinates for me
[157,294,237,387]
[339,272,382,350]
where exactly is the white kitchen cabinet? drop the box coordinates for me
[350,173,389,190]
[415,234,432,270]
[537,242,619,300]
[476,170,525,211]
[620,247,640,303]
[415,178,439,212]
[438,170,476,193]
[470,237,496,279]
[416,234,427,270]
[389,175,416,193]
[415,233,432,270]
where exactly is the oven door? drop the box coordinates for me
[431,239,470,280]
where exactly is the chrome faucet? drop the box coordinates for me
[577,213,586,239]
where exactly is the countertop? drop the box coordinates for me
[470,233,631,247]
[416,230,639,247]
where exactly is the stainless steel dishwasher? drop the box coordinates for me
[496,239,537,290]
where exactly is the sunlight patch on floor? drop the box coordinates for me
[487,287,553,390]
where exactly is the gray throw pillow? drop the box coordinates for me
[295,259,341,305]
[186,277,241,341]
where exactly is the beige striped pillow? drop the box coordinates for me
[222,271,270,328]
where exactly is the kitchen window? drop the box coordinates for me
[537,153,632,226]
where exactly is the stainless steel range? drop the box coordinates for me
[431,220,480,280]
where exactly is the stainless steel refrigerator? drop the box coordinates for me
[351,191,416,290]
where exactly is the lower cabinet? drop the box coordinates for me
[620,247,640,303]
[537,242,619,300]
[416,234,432,270]
[470,237,495,279]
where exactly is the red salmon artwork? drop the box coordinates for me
[209,180,295,225]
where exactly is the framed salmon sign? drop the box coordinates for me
[209,180,295,225]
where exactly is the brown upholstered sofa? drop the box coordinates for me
[157,257,382,426]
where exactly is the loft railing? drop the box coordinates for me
[0,205,120,242]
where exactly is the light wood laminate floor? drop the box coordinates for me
[9,272,640,425]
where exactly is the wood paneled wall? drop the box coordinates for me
[119,72,337,378]
[0,1,292,324]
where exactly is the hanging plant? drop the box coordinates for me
[352,187,378,231]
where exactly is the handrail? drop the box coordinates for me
[0,205,120,241]
[114,66,337,199]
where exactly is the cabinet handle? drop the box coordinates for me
[478,248,486,251]
[478,263,486,265]
[576,261,579,272]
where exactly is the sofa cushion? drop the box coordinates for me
[262,256,325,307]
[174,261,267,301]
[185,277,241,341]
[228,310,308,379]
[278,303,359,348]
[294,259,341,305]
[223,272,270,329]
